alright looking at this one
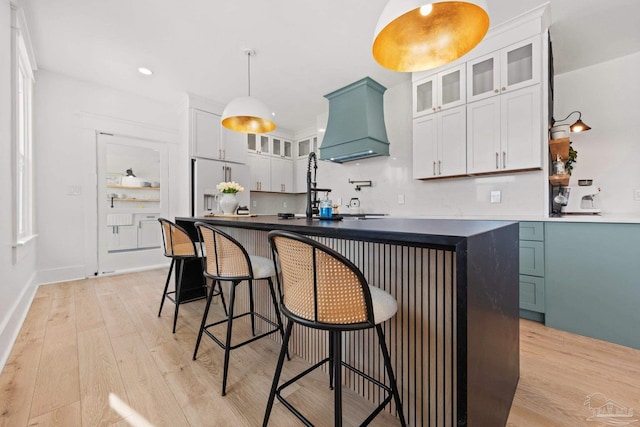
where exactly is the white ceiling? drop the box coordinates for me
[21,0,640,132]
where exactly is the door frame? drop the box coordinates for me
[80,112,181,277]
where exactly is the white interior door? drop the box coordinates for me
[97,133,169,274]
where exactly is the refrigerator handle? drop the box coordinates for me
[226,166,232,182]
[190,158,196,217]
[222,165,226,182]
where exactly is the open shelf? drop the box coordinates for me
[549,137,570,161]
[549,174,570,186]
[109,198,159,202]
[107,184,159,190]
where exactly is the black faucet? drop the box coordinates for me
[306,152,331,218]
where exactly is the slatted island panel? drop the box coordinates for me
[176,216,520,427]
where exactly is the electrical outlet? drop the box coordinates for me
[252,200,257,208]
[397,194,405,205]
[490,190,501,204]
[634,189,640,201]
[283,201,287,208]
[67,185,81,196]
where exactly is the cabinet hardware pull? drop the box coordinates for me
[438,106,442,110]
[503,151,507,168]
[502,86,507,91]
[494,89,499,93]
[433,161,436,175]
[495,153,499,169]
[438,160,442,175]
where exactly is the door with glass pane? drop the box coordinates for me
[96,133,168,274]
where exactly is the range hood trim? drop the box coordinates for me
[319,77,390,163]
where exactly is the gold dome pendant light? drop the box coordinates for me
[221,48,276,134]
[373,0,490,72]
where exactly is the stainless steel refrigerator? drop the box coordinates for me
[190,158,250,216]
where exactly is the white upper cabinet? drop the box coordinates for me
[297,136,318,158]
[220,127,247,164]
[248,134,271,155]
[500,84,542,171]
[413,64,466,117]
[413,105,466,179]
[272,137,292,159]
[247,153,271,191]
[467,37,541,103]
[467,84,541,174]
[192,109,221,160]
[270,157,293,193]
[191,109,246,164]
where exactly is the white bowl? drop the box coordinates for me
[550,124,569,140]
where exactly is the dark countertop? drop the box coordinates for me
[176,215,517,249]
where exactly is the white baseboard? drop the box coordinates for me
[37,265,88,285]
[0,272,38,372]
[96,262,169,277]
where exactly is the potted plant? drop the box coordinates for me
[217,181,244,215]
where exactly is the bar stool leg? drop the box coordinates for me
[193,279,219,360]
[217,280,228,317]
[376,324,407,427]
[328,333,334,390]
[221,280,237,396]
[248,279,256,336]
[331,330,343,427]
[158,259,175,317]
[266,278,289,360]
[172,259,184,333]
[263,321,294,427]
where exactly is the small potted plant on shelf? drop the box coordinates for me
[217,181,244,215]
[564,143,577,175]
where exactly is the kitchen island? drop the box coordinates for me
[176,215,520,427]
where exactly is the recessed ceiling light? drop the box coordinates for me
[138,67,153,76]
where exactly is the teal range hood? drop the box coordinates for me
[319,77,390,163]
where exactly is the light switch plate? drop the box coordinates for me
[397,194,405,205]
[490,190,501,204]
[634,189,640,201]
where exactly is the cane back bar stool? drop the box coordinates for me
[158,218,220,333]
[193,222,287,396]
[264,230,406,427]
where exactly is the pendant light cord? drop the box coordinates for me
[247,51,251,97]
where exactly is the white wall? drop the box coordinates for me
[0,0,38,370]
[554,51,640,216]
[33,70,184,282]
[314,80,548,218]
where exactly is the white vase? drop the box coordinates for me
[219,192,239,215]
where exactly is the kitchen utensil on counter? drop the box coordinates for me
[561,184,601,214]
[319,194,333,218]
[346,197,362,214]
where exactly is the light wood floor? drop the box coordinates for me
[1,269,639,426]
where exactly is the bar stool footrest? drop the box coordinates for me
[274,357,394,427]
[202,311,282,351]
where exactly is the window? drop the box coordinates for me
[12,6,35,245]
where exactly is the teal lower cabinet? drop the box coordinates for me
[545,222,640,350]
[519,222,545,322]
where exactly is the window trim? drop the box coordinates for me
[11,4,37,248]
